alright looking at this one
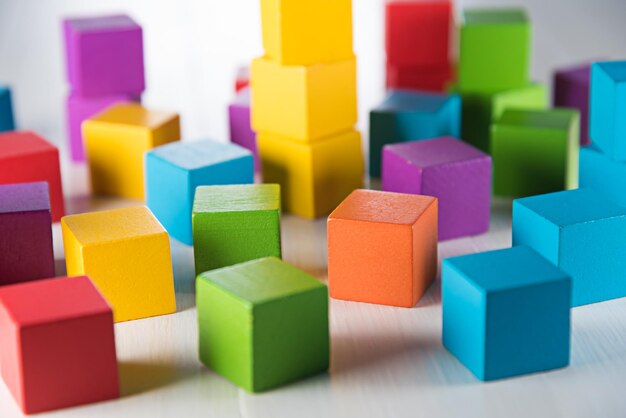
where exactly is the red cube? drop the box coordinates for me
[0,131,65,221]
[386,62,456,92]
[0,276,119,414]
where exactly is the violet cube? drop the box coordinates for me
[0,182,55,285]
[553,63,591,146]
[382,136,491,240]
[63,15,145,97]
[228,87,259,171]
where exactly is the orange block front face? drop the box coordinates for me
[327,189,438,307]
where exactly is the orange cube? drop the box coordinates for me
[327,189,438,307]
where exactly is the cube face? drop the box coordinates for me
[260,0,353,66]
[589,61,626,159]
[580,144,626,208]
[228,88,259,171]
[386,62,455,93]
[492,109,579,197]
[553,64,591,145]
[193,184,281,274]
[0,131,65,221]
[459,8,530,92]
[62,206,176,322]
[258,130,363,218]
[251,57,357,141]
[83,104,180,199]
[0,86,15,132]
[146,140,254,245]
[328,190,438,307]
[64,15,144,97]
[197,257,329,392]
[442,246,571,381]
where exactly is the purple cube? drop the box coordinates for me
[63,15,145,97]
[228,87,259,171]
[66,93,139,162]
[382,136,491,241]
[553,63,591,146]
[0,182,55,285]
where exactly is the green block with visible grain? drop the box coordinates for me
[459,8,531,92]
[196,257,329,392]
[192,184,281,274]
[491,109,580,198]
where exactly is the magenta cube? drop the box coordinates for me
[553,63,591,146]
[228,87,259,171]
[66,93,139,162]
[0,182,55,285]
[382,136,491,241]
[63,15,145,97]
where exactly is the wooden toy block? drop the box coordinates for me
[66,92,139,162]
[63,15,144,97]
[192,184,281,274]
[235,65,249,92]
[251,56,357,141]
[0,276,119,414]
[491,109,579,198]
[197,257,329,392]
[580,144,626,208]
[442,246,571,381]
[450,82,547,152]
[513,188,626,306]
[369,90,461,177]
[83,103,180,200]
[553,63,592,146]
[258,129,363,219]
[589,61,626,160]
[146,140,254,246]
[386,62,455,93]
[228,87,259,171]
[0,85,15,132]
[385,0,452,67]
[61,206,176,322]
[328,189,438,307]
[0,131,65,221]
[0,183,54,286]
[458,8,530,92]
[382,137,491,240]
[260,0,353,66]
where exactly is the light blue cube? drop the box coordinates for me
[580,144,626,208]
[146,140,254,245]
[0,85,15,132]
[369,90,461,177]
[589,61,626,160]
[513,188,626,306]
[442,246,571,381]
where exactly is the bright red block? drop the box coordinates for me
[0,276,119,414]
[235,65,249,93]
[0,131,65,221]
[386,62,456,92]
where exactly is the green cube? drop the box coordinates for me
[196,257,329,392]
[491,109,580,198]
[459,8,531,92]
[192,184,281,274]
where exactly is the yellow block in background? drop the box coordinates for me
[260,0,353,66]
[61,206,177,323]
[258,129,364,219]
[83,103,180,200]
[251,56,357,141]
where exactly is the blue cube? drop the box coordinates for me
[443,246,571,381]
[589,61,626,160]
[146,140,254,245]
[369,90,461,177]
[580,144,626,208]
[513,188,626,306]
[0,85,15,132]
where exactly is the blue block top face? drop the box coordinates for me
[594,61,626,84]
[148,140,252,171]
[0,182,50,214]
[514,188,626,228]
[443,246,570,293]
[384,136,489,168]
[373,90,460,114]
[0,85,9,95]
[64,14,140,34]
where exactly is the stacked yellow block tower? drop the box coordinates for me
[251,0,364,219]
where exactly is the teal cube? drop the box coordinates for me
[580,144,626,208]
[0,85,15,132]
[196,257,329,392]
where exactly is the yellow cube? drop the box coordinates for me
[83,103,180,200]
[251,56,357,141]
[61,206,177,322]
[260,0,353,65]
[258,129,363,218]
